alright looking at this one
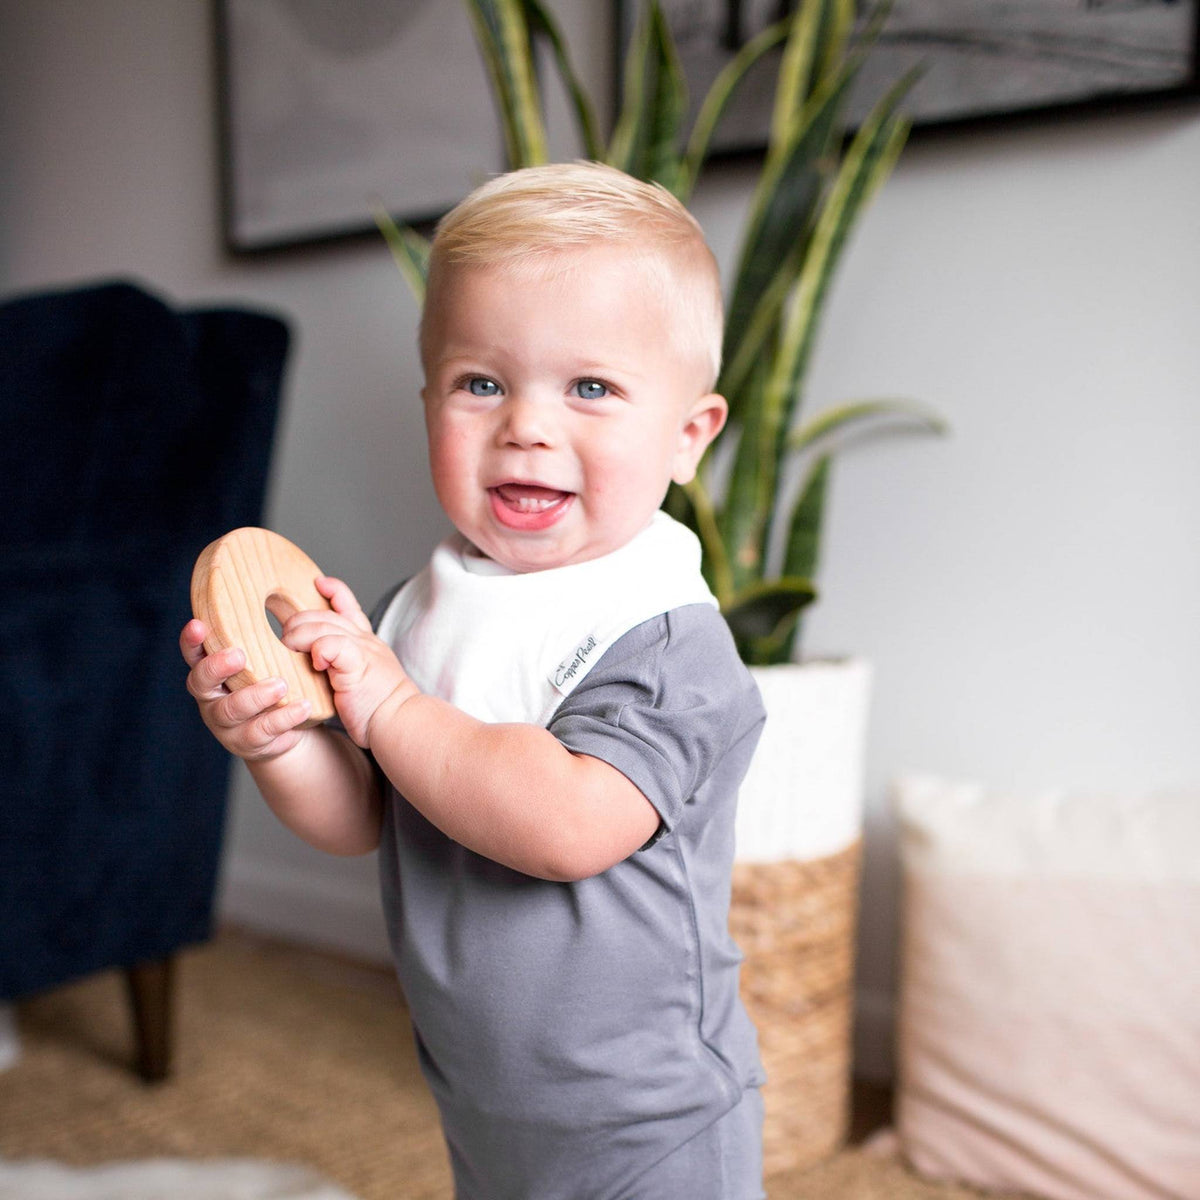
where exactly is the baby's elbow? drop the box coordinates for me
[536,857,606,884]
[533,823,642,883]
[540,853,607,884]
[318,827,381,857]
[524,839,598,883]
[336,832,382,857]
[522,759,661,881]
[315,807,383,858]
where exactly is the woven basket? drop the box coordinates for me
[729,838,862,1177]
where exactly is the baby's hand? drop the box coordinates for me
[282,576,416,749]
[181,619,314,762]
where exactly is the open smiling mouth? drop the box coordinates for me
[489,483,574,531]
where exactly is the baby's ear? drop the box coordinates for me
[672,393,728,485]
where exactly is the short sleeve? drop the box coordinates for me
[549,604,764,838]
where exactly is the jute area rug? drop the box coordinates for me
[0,933,988,1200]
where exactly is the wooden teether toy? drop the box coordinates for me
[191,527,336,727]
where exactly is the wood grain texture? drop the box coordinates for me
[190,527,336,726]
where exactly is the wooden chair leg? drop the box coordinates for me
[124,955,174,1082]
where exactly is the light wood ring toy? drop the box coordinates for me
[191,527,336,727]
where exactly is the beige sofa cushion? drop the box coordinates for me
[893,776,1200,1200]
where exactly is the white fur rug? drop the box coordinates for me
[0,1158,358,1200]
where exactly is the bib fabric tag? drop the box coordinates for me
[549,635,601,695]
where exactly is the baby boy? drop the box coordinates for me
[182,161,767,1199]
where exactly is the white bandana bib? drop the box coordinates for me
[377,512,717,726]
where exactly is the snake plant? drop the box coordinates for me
[378,0,945,666]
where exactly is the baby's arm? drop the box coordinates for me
[180,620,381,856]
[282,583,659,882]
[369,695,659,881]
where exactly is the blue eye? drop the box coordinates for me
[467,377,500,397]
[574,379,609,400]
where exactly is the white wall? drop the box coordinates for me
[4,1,1198,1079]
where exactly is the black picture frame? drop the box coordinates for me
[215,0,507,254]
[617,0,1200,157]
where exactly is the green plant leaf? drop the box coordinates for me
[722,6,911,407]
[817,0,858,85]
[678,475,733,606]
[718,238,803,420]
[679,18,790,198]
[851,0,899,63]
[465,0,548,167]
[763,68,919,454]
[719,355,773,591]
[608,1,688,195]
[723,62,919,624]
[782,455,830,583]
[372,203,430,304]
[789,398,948,452]
[769,0,854,150]
[729,61,899,582]
[720,64,856,404]
[662,479,692,525]
[769,2,820,146]
[722,578,818,665]
[523,0,604,161]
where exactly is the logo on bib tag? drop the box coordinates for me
[550,635,600,694]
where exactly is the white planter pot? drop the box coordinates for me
[736,658,873,864]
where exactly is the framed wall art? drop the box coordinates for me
[619,0,1200,156]
[216,0,506,252]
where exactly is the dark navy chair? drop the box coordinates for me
[0,279,290,1079]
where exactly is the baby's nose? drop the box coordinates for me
[499,394,556,448]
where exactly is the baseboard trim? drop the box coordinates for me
[217,858,392,965]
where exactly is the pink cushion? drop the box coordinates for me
[894,777,1200,1200]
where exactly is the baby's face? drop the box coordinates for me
[420,247,725,573]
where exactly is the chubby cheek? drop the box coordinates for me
[426,426,475,518]
[584,438,673,519]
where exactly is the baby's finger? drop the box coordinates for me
[209,676,289,729]
[317,575,372,631]
[180,618,209,668]
[282,613,355,653]
[187,645,246,702]
[309,633,355,675]
[240,699,313,756]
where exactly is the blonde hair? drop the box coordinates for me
[421,161,724,389]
